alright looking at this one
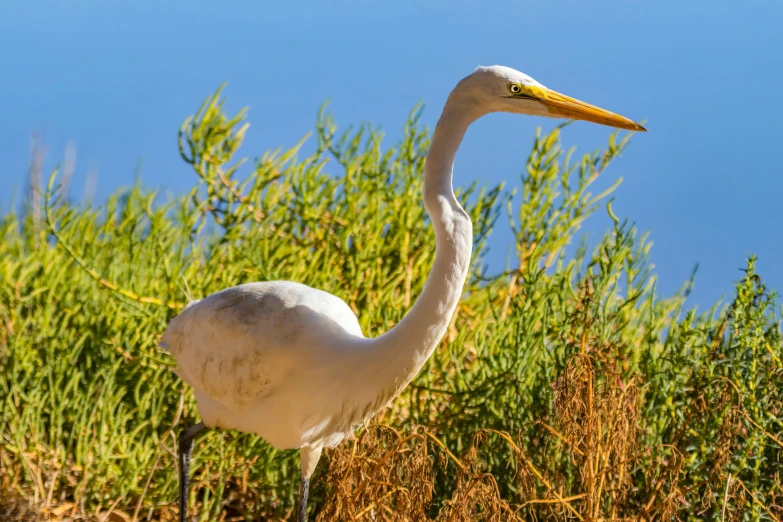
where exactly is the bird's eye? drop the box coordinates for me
[508,83,522,94]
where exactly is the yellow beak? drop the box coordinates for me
[538,89,646,132]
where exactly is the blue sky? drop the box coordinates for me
[1,0,781,310]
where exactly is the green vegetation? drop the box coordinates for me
[1,88,781,521]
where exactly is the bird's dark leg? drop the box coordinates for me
[296,445,321,522]
[295,475,310,522]
[178,422,209,522]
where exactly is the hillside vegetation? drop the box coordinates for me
[1,89,781,521]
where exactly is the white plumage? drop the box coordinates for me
[162,281,373,474]
[164,65,645,522]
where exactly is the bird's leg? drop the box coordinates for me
[296,445,321,522]
[296,475,310,522]
[178,422,209,522]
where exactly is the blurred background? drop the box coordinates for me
[2,0,781,307]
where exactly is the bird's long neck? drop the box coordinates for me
[366,102,475,395]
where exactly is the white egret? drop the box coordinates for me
[161,65,645,522]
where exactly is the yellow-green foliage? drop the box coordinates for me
[1,88,781,521]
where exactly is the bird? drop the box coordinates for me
[160,64,646,522]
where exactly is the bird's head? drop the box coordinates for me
[451,65,646,132]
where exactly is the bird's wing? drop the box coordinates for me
[162,287,300,412]
[162,281,365,413]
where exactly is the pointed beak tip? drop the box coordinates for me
[635,123,648,132]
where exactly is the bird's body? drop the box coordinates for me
[164,65,645,522]
[163,279,442,476]
[162,282,364,451]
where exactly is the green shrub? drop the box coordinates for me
[1,87,780,521]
